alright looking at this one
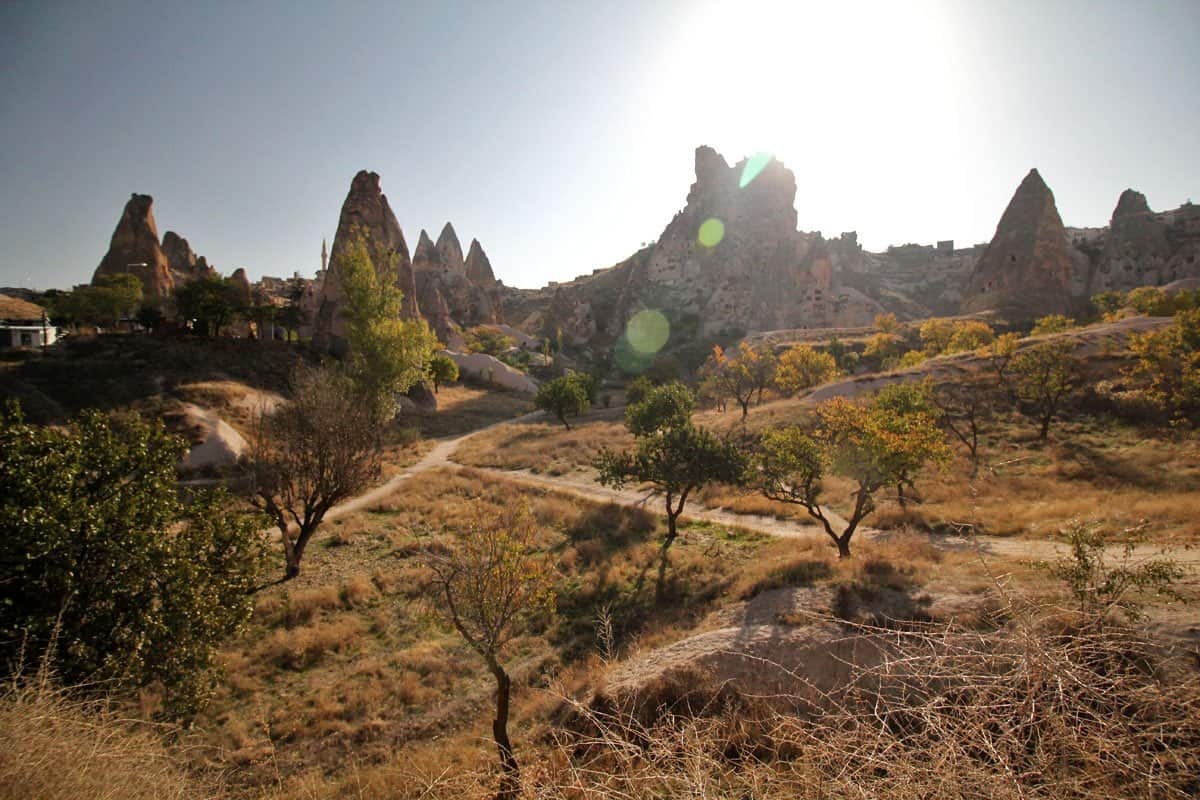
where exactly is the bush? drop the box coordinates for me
[537,372,593,429]
[0,403,266,714]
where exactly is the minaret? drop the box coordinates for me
[320,238,328,272]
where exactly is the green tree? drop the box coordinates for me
[92,273,144,328]
[775,344,840,395]
[596,423,744,599]
[463,325,515,356]
[248,366,386,581]
[427,353,460,393]
[749,395,949,558]
[174,275,243,337]
[422,504,555,800]
[1126,308,1200,422]
[1011,340,1082,439]
[0,403,265,715]
[625,375,655,406]
[624,380,694,436]
[535,372,592,429]
[338,238,440,406]
[277,301,307,342]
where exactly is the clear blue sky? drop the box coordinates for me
[1,0,1197,291]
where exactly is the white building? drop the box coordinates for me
[0,293,57,349]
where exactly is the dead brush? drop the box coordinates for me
[537,607,1200,800]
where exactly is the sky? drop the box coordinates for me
[1,0,1197,292]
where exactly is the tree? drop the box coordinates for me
[871,382,943,507]
[918,318,957,355]
[1031,314,1075,336]
[422,504,555,800]
[1126,308,1200,422]
[986,332,1021,390]
[863,331,904,367]
[135,302,165,333]
[625,375,654,406]
[775,344,839,395]
[338,238,440,406]
[699,343,758,419]
[624,380,694,436]
[749,395,949,558]
[247,366,385,581]
[463,325,515,357]
[92,273,144,328]
[1011,340,1082,439]
[427,352,460,393]
[946,320,994,353]
[596,423,744,599]
[174,275,243,337]
[244,302,278,341]
[0,403,265,715]
[929,377,998,472]
[535,372,592,429]
[874,312,901,334]
[277,301,307,342]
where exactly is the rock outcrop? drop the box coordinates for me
[411,229,443,272]
[435,223,465,273]
[161,231,217,285]
[445,350,538,394]
[960,169,1075,318]
[465,239,498,287]
[1069,192,1200,295]
[92,193,175,300]
[314,171,420,349]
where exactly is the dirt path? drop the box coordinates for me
[318,409,1200,568]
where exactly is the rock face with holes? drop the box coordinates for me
[92,193,175,300]
[960,169,1076,318]
[314,171,421,349]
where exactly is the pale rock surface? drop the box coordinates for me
[444,350,537,394]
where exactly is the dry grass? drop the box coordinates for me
[411,385,534,439]
[0,679,204,800]
[452,413,631,475]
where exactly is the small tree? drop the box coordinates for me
[0,403,265,714]
[919,318,957,355]
[929,377,998,472]
[625,375,654,406]
[596,423,744,599]
[338,237,440,406]
[624,380,694,436]
[1011,340,1082,439]
[986,332,1021,392]
[427,353,460,393]
[422,504,556,800]
[93,273,144,328]
[174,275,243,337]
[277,302,307,342]
[1126,308,1200,422]
[775,344,839,395]
[946,320,994,353]
[536,372,592,429]
[463,325,515,356]
[749,395,949,558]
[1031,314,1075,336]
[700,344,757,419]
[248,366,385,581]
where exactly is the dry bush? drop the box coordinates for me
[255,585,343,628]
[538,611,1200,800]
[0,680,203,800]
[339,573,380,608]
[261,615,367,669]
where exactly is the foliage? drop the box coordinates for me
[597,423,745,598]
[625,375,654,405]
[699,342,773,418]
[985,332,1021,387]
[247,366,386,581]
[873,312,900,333]
[422,503,556,798]
[775,344,839,394]
[0,402,265,715]
[919,318,994,356]
[1011,340,1082,439]
[929,377,998,469]
[898,350,926,368]
[1126,308,1200,422]
[1047,521,1184,622]
[536,372,593,430]
[862,331,903,366]
[427,353,460,392]
[173,275,244,337]
[1031,314,1075,336]
[750,392,949,557]
[463,325,516,357]
[243,302,278,340]
[338,237,440,405]
[1091,286,1200,320]
[624,381,694,436]
[825,335,858,372]
[46,275,144,330]
[276,301,307,342]
[134,302,164,332]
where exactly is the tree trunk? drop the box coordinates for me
[489,663,520,800]
[896,482,907,509]
[738,398,750,419]
[836,534,852,559]
[1039,412,1051,440]
[657,495,682,603]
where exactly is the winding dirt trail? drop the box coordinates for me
[319,410,1200,568]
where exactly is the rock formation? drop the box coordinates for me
[314,171,420,349]
[960,169,1075,318]
[161,231,217,284]
[92,193,175,300]
[411,230,443,272]
[435,223,465,273]
[465,239,498,287]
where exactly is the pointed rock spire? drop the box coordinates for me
[464,239,498,287]
[960,169,1075,317]
[314,170,419,350]
[412,229,444,271]
[1112,188,1152,221]
[92,193,175,299]
[435,222,465,272]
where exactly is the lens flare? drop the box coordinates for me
[614,333,655,375]
[697,217,725,248]
[625,309,670,354]
[739,152,774,188]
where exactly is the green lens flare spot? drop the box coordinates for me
[697,218,725,248]
[625,310,670,355]
[739,152,773,189]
